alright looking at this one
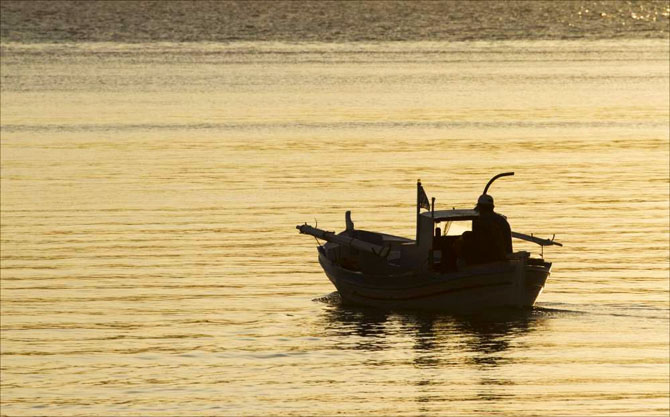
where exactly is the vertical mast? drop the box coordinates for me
[416,180,421,243]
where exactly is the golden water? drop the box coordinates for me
[1,39,669,416]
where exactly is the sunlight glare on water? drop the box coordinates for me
[1,38,669,416]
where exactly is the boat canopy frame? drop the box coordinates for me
[419,209,479,223]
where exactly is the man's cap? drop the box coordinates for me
[477,194,494,208]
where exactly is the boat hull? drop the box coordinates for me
[318,252,549,313]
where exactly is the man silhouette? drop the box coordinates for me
[472,194,513,262]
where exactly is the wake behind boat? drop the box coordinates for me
[297,172,562,313]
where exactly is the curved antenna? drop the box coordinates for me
[483,172,514,194]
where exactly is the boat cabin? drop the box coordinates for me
[418,208,483,272]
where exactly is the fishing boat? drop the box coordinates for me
[296,172,562,312]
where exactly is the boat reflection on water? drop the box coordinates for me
[316,292,553,408]
[318,292,548,357]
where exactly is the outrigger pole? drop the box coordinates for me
[511,231,563,247]
[296,223,390,257]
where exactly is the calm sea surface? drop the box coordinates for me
[1,29,669,417]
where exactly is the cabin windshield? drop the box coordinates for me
[437,220,472,236]
[446,220,472,236]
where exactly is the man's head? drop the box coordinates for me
[476,194,494,212]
